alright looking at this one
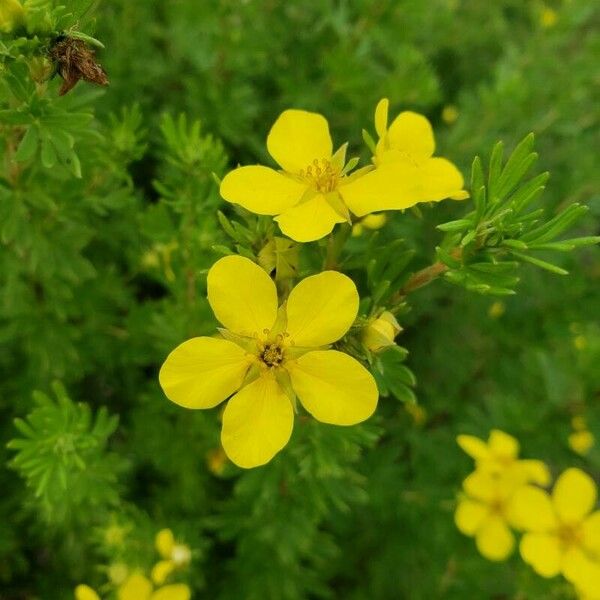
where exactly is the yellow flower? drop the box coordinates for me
[339,98,468,217]
[488,301,505,319]
[510,468,600,590]
[457,429,550,485]
[0,0,25,33]
[206,446,228,476]
[569,416,595,456]
[351,213,387,236]
[75,585,101,600]
[159,255,378,468]
[152,529,191,585]
[540,6,558,28]
[118,573,190,600]
[441,104,459,125]
[362,310,402,352]
[569,431,595,456]
[454,470,523,561]
[220,109,366,242]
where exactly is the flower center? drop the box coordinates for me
[299,158,340,193]
[557,523,583,548]
[260,342,284,368]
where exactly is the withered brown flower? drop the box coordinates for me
[49,36,109,96]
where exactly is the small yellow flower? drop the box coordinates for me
[457,429,550,485]
[569,431,595,456]
[441,105,459,125]
[159,255,378,468]
[206,446,228,476]
[362,310,402,352]
[574,335,587,351]
[540,6,558,28]
[351,213,387,236]
[0,0,25,33]
[488,301,505,319]
[118,572,190,600]
[339,98,468,217]
[510,468,600,590]
[75,585,101,600]
[152,529,191,585]
[455,470,524,561]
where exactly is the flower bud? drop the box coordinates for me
[0,0,25,33]
[362,311,401,352]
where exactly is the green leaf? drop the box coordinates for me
[510,251,568,275]
[487,141,504,202]
[436,219,472,232]
[14,126,39,162]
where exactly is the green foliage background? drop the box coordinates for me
[1,0,599,598]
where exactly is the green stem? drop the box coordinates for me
[323,223,352,270]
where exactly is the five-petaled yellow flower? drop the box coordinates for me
[457,429,550,485]
[159,255,378,468]
[454,469,524,561]
[75,575,190,600]
[220,102,466,243]
[510,468,600,591]
[339,98,468,217]
[151,529,191,585]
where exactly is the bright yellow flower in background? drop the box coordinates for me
[220,109,363,242]
[569,416,595,456]
[75,585,101,600]
[510,468,600,591]
[340,98,468,217]
[457,429,550,485]
[152,529,191,585]
[118,573,190,600]
[454,469,523,561]
[351,213,387,236]
[159,255,378,468]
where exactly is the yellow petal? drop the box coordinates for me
[341,161,424,216]
[285,271,358,347]
[415,157,465,202]
[563,547,597,585]
[571,557,600,597]
[475,516,515,561]
[207,255,278,336]
[520,533,562,577]
[287,350,378,426]
[274,193,346,242]
[118,574,153,600]
[155,528,175,558]
[488,429,519,458]
[454,498,488,536]
[386,111,435,160]
[221,374,293,468]
[582,511,600,555]
[516,459,551,486]
[75,585,101,600]
[151,585,191,600]
[159,337,250,409]
[267,109,333,174]
[220,166,306,215]
[151,561,175,586]
[553,468,597,524]
[374,98,389,138]
[456,434,489,461]
[508,485,557,531]
[462,471,496,503]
